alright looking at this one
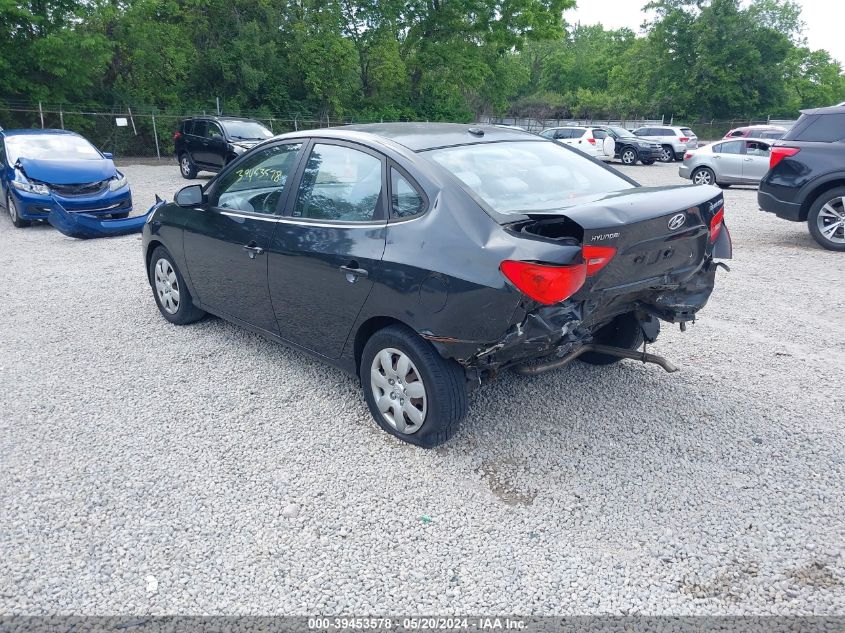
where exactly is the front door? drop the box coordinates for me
[741,140,771,184]
[712,140,745,183]
[182,141,305,334]
[268,140,388,359]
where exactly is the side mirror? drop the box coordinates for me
[175,184,205,207]
[103,152,114,160]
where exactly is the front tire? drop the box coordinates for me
[5,192,31,228]
[621,147,638,165]
[179,153,198,179]
[148,246,206,324]
[360,324,467,448]
[807,187,845,251]
[659,145,674,163]
[692,166,715,186]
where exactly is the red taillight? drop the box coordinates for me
[679,137,690,143]
[710,207,725,242]
[173,131,182,140]
[769,146,799,170]
[684,152,693,161]
[587,138,596,145]
[500,260,586,305]
[582,245,617,276]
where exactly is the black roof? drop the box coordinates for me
[799,105,845,115]
[338,122,538,152]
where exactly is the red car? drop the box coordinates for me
[724,125,787,140]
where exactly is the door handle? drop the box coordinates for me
[243,243,264,259]
[743,158,753,161]
[340,263,368,281]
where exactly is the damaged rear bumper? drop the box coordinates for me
[423,257,724,378]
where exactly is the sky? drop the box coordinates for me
[565,0,843,64]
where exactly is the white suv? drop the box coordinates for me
[632,125,698,162]
[539,126,614,159]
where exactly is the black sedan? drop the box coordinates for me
[142,123,732,447]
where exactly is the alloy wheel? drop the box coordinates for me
[154,258,180,314]
[7,194,16,221]
[817,196,845,245]
[693,169,713,185]
[622,149,636,165]
[370,347,427,435]
[180,156,191,176]
[660,147,673,162]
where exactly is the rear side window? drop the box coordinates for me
[713,140,743,154]
[785,113,845,142]
[390,168,426,218]
[554,129,573,139]
[183,120,195,135]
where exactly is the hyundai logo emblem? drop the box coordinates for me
[668,213,686,230]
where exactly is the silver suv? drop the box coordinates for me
[632,126,698,163]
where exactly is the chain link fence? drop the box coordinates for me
[1,101,802,157]
[0,102,406,159]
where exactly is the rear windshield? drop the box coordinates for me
[5,134,101,164]
[426,140,634,215]
[221,120,273,141]
[680,128,695,137]
[784,113,845,143]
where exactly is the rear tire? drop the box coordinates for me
[580,313,646,366]
[6,192,31,228]
[360,324,467,448]
[641,159,656,165]
[621,147,638,165]
[179,153,198,179]
[692,167,715,186]
[659,145,674,163]
[807,186,845,251]
[148,246,206,324]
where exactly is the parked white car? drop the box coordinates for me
[539,126,616,160]
[632,125,698,163]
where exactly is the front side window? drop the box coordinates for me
[391,169,426,218]
[293,143,383,222]
[213,143,302,214]
[427,140,634,216]
[192,121,208,137]
[745,141,770,157]
[206,122,224,140]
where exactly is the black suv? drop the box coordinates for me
[758,105,845,251]
[173,116,273,179]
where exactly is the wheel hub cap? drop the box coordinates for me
[818,197,845,244]
[154,258,180,314]
[370,348,427,435]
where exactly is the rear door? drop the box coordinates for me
[182,141,305,334]
[268,140,388,359]
[741,140,771,183]
[711,140,744,183]
[197,121,227,169]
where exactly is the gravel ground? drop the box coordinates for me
[0,158,843,616]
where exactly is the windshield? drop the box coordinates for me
[607,126,636,139]
[6,134,102,163]
[426,140,634,215]
[221,120,273,140]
